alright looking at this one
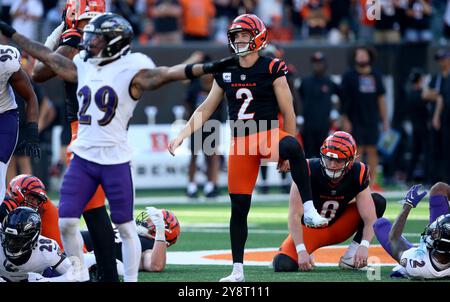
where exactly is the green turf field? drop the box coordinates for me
[118,194,449,282]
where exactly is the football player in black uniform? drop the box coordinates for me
[29,0,119,282]
[273,131,387,272]
[169,13,327,282]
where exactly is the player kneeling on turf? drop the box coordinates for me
[0,207,75,282]
[273,131,386,272]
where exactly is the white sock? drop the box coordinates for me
[83,252,97,269]
[59,218,87,281]
[187,182,197,194]
[0,161,8,200]
[343,241,359,259]
[117,221,141,282]
[204,181,214,194]
[303,200,315,213]
[232,263,244,275]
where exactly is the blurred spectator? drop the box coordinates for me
[405,68,431,183]
[268,15,294,42]
[442,0,450,42]
[150,0,182,44]
[213,0,240,44]
[301,0,331,41]
[423,49,450,183]
[180,0,216,41]
[255,0,283,27]
[1,0,14,25]
[184,55,225,198]
[112,0,143,37]
[138,19,155,44]
[404,0,432,42]
[10,0,44,40]
[358,0,376,42]
[328,18,355,44]
[298,51,340,158]
[374,0,402,43]
[283,0,305,39]
[340,46,390,190]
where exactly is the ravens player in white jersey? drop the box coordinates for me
[0,13,236,282]
[0,207,73,282]
[0,44,39,202]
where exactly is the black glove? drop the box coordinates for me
[24,122,41,159]
[203,56,239,74]
[0,20,16,38]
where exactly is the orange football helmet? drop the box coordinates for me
[136,209,181,247]
[319,131,357,180]
[227,14,268,56]
[64,0,106,28]
[8,175,48,211]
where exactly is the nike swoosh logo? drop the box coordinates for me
[62,38,70,43]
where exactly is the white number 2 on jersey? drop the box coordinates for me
[236,88,255,120]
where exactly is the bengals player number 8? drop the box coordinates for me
[320,200,339,221]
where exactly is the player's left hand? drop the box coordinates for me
[354,245,368,269]
[277,159,290,173]
[24,122,41,159]
[404,184,427,208]
[168,136,183,156]
[146,206,165,230]
[0,20,16,38]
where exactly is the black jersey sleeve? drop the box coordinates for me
[268,58,288,82]
[58,28,82,48]
[357,162,370,191]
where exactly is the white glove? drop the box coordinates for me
[0,276,6,282]
[28,272,49,282]
[146,207,165,241]
[44,22,65,50]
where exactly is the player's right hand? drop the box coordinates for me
[404,184,427,208]
[298,251,314,271]
[168,136,183,156]
[146,206,165,230]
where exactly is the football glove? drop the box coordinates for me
[23,122,41,159]
[202,56,239,74]
[146,207,165,241]
[404,184,427,208]
[0,20,16,38]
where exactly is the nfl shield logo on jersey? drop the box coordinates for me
[240,74,246,81]
[223,73,231,83]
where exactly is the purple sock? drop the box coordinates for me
[429,195,450,223]
[373,218,413,258]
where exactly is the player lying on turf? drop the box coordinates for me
[82,207,180,274]
[0,174,62,249]
[0,207,74,282]
[374,182,450,279]
[273,131,386,272]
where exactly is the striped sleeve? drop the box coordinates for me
[268,58,288,81]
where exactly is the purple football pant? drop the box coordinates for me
[59,154,134,224]
[0,109,19,164]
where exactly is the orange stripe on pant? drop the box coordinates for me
[228,128,289,195]
[278,203,361,261]
[67,120,105,211]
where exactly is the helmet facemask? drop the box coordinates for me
[228,29,256,57]
[1,228,39,259]
[320,152,353,181]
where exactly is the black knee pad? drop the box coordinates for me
[279,136,303,160]
[371,193,387,218]
[273,253,299,272]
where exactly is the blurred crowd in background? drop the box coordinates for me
[3,0,450,45]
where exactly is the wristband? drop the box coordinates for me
[360,240,370,248]
[184,64,196,79]
[155,228,166,242]
[296,244,306,253]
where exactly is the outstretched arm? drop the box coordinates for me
[0,21,77,83]
[130,55,238,98]
[32,45,78,83]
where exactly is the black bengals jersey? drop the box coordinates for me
[58,28,82,123]
[213,55,288,131]
[307,158,370,225]
[0,194,20,222]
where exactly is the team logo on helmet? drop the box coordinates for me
[8,175,48,212]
